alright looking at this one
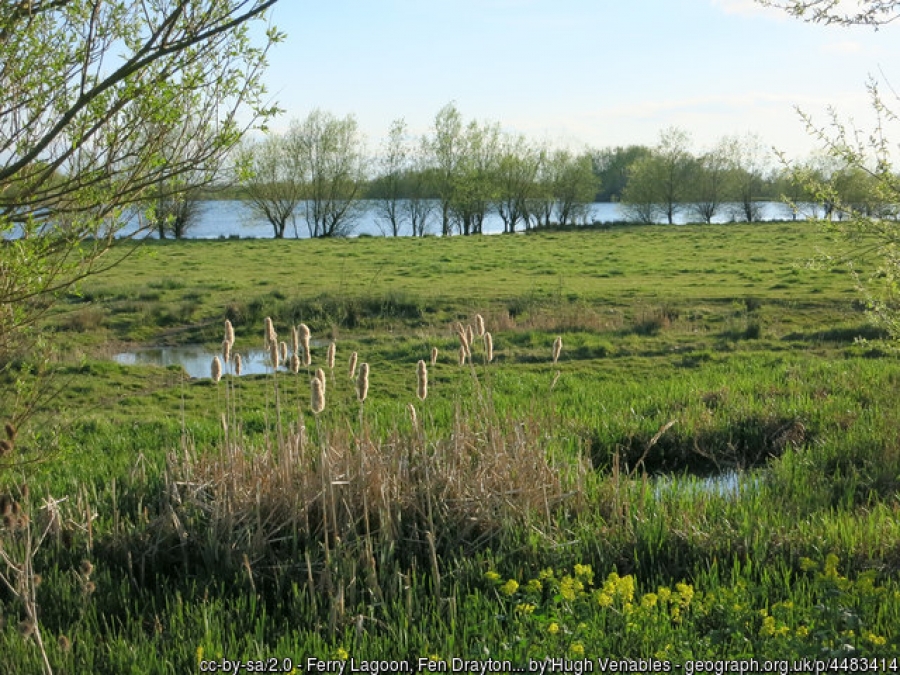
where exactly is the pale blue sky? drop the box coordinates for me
[258,0,900,161]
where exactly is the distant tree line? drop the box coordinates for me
[165,103,899,238]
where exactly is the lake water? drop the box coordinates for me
[115,345,295,378]
[128,199,806,240]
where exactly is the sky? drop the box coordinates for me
[256,0,900,162]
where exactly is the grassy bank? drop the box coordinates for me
[2,221,899,672]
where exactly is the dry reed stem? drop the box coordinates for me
[552,335,563,364]
[357,363,369,403]
[407,403,418,430]
[475,314,485,337]
[416,360,428,401]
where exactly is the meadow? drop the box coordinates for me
[2,220,900,673]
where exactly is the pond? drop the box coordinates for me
[112,344,323,378]
[654,469,762,499]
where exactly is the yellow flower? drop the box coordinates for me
[570,643,585,656]
[760,616,776,637]
[547,622,560,635]
[795,626,809,638]
[865,632,887,646]
[799,557,818,572]
[539,567,555,580]
[526,579,543,594]
[675,582,693,607]
[657,586,672,603]
[560,575,582,601]
[617,575,636,603]
[485,571,501,582]
[574,564,594,584]
[196,646,204,665]
[501,579,519,596]
[824,553,840,577]
[596,591,613,608]
[641,592,658,609]
[334,647,349,660]
[515,603,536,614]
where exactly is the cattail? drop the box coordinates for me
[315,368,326,397]
[268,339,280,369]
[430,346,438,366]
[458,344,467,366]
[327,341,336,370]
[291,325,300,356]
[408,403,418,429]
[484,331,493,363]
[0,439,11,458]
[457,327,470,358]
[58,634,72,653]
[475,313,485,337]
[280,340,288,365]
[222,338,231,364]
[311,376,325,414]
[298,323,311,366]
[224,319,235,346]
[290,353,301,374]
[466,324,475,350]
[348,351,358,379]
[357,362,369,402]
[5,422,16,441]
[552,335,563,364]
[234,353,243,377]
[416,359,428,401]
[211,356,222,383]
[264,317,276,347]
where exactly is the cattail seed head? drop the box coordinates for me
[311,376,325,414]
[457,328,470,357]
[280,340,288,365]
[264,317,276,347]
[268,339,280,369]
[458,344,467,366]
[416,359,428,401]
[315,368,326,397]
[291,326,300,356]
[552,335,563,364]
[407,403,418,429]
[475,313,485,337]
[348,351,358,379]
[298,323,311,365]
[430,346,438,366]
[224,319,235,346]
[327,341,336,370]
[5,422,16,441]
[466,324,475,349]
[211,356,222,383]
[80,559,94,578]
[357,363,369,403]
[290,353,301,374]
[484,332,493,363]
[222,338,231,364]
[234,353,243,377]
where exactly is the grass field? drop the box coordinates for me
[2,220,900,672]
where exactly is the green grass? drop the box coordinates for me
[3,220,900,673]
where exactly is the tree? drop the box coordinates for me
[725,133,770,223]
[688,138,732,224]
[494,134,543,234]
[427,103,465,236]
[551,150,601,227]
[294,110,367,238]
[759,0,900,337]
[373,119,411,237]
[592,145,652,202]
[621,127,694,224]
[239,133,304,238]
[449,119,501,235]
[1,1,282,425]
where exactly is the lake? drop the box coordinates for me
[130,199,807,240]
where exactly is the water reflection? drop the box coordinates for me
[114,345,292,378]
[653,469,761,499]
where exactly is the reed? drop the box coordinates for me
[311,376,325,414]
[327,341,336,370]
[357,362,369,402]
[416,360,428,401]
[484,331,493,363]
[552,335,563,364]
[298,323,311,366]
[430,346,438,366]
[315,368,326,397]
[211,356,222,383]
[348,351,358,379]
[475,313,485,337]
[234,353,243,377]
[224,319,235,346]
